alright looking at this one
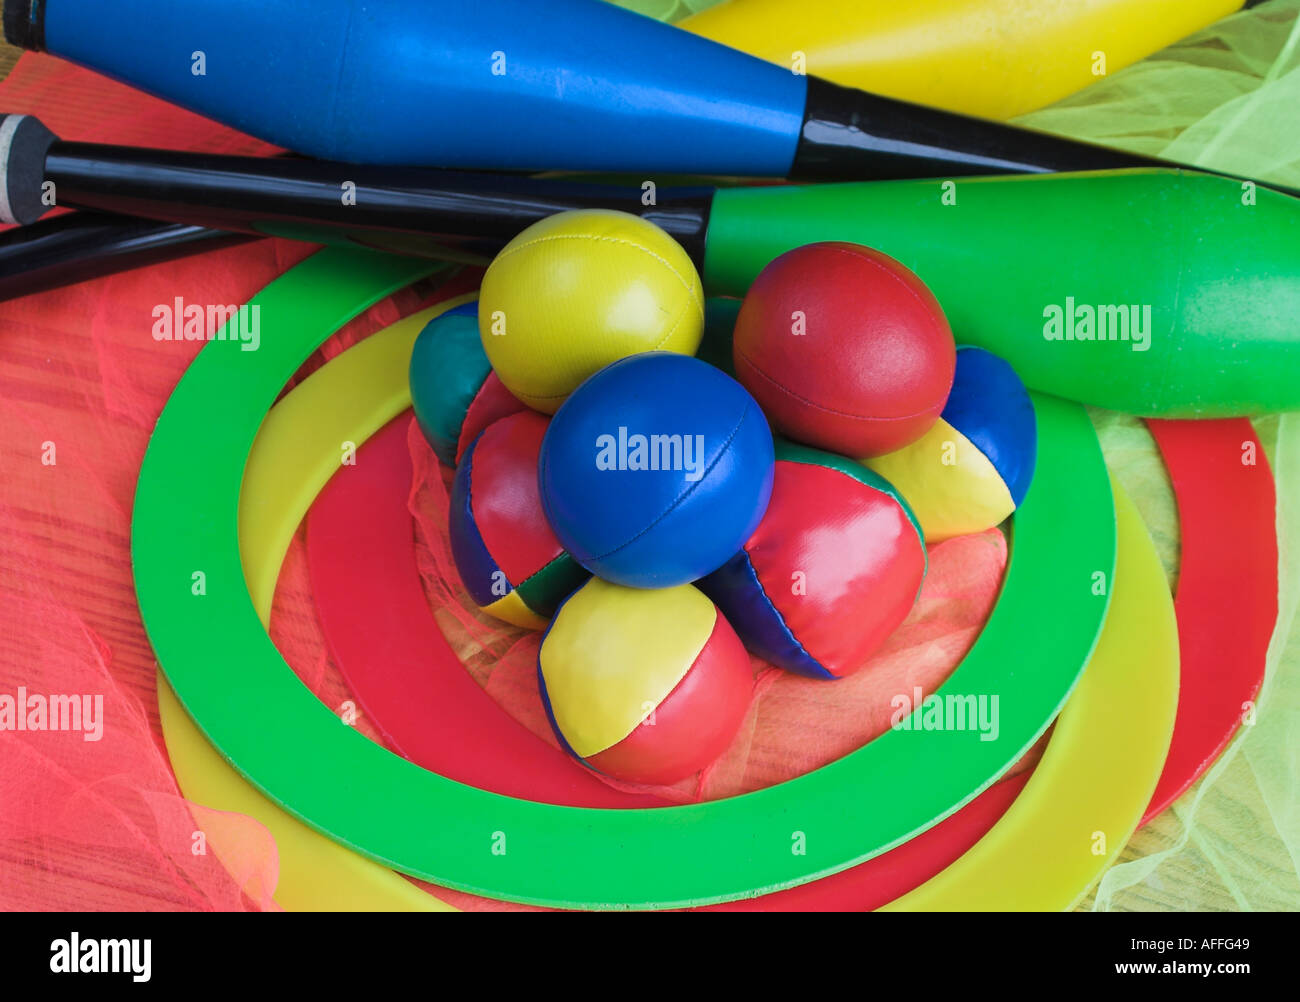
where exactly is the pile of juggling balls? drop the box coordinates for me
[409,208,1037,787]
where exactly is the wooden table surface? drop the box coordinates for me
[0,41,19,78]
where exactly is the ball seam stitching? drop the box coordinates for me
[490,232,703,307]
[490,233,702,400]
[734,350,944,423]
[587,400,754,565]
[736,243,952,424]
[824,242,944,324]
[738,547,834,680]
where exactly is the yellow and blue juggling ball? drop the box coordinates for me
[863,346,1036,543]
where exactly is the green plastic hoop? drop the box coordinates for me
[133,247,1115,909]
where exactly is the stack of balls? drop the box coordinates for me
[409,210,1037,787]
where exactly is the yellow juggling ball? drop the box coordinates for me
[477,209,705,413]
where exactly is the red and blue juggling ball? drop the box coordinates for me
[449,410,589,629]
[700,441,927,680]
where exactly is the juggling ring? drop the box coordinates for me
[161,354,1177,911]
[306,421,1178,911]
[885,479,1178,909]
[308,417,1031,911]
[310,424,1272,905]
[136,247,1118,909]
[1142,419,1275,822]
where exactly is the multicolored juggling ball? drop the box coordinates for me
[449,410,589,629]
[700,442,927,680]
[478,209,705,413]
[538,578,752,786]
[864,346,1037,543]
[410,302,526,466]
[539,352,775,588]
[732,241,956,457]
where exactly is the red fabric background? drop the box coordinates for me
[0,54,435,910]
[0,54,1024,911]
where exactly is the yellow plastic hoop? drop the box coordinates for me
[158,299,473,912]
[886,478,1180,909]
